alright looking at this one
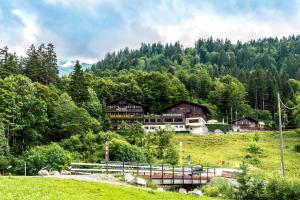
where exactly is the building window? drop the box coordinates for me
[164,118,173,122]
[189,119,199,123]
[157,119,161,122]
[145,126,149,129]
[145,119,149,123]
[174,118,183,122]
[179,126,184,128]
[150,119,156,123]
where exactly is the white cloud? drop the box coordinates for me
[43,0,118,9]
[0,9,39,55]
[138,1,300,46]
[12,9,39,45]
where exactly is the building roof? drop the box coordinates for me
[229,116,259,124]
[107,98,147,108]
[162,100,210,114]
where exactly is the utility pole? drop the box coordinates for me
[277,93,285,178]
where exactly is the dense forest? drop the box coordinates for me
[91,36,300,126]
[1,36,300,175]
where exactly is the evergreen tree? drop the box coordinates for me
[24,44,58,85]
[69,61,89,106]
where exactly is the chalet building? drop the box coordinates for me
[143,101,210,134]
[106,98,146,129]
[229,116,265,131]
[107,99,211,134]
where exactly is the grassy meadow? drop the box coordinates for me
[0,177,216,200]
[174,130,300,179]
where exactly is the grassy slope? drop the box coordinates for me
[0,177,213,200]
[174,131,300,179]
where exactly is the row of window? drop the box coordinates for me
[144,125,185,130]
[107,105,142,109]
[144,118,183,123]
[112,119,142,122]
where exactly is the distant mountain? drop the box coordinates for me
[57,60,92,76]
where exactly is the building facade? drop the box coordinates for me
[107,99,210,134]
[229,116,264,131]
[143,101,210,134]
[106,98,146,129]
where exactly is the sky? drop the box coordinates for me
[1,0,300,63]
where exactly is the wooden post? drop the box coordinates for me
[200,170,202,185]
[206,168,209,182]
[150,163,152,181]
[106,161,108,175]
[172,165,175,185]
[182,166,184,184]
[191,166,193,185]
[122,161,125,175]
[137,163,139,176]
[161,164,164,185]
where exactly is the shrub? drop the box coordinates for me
[14,143,71,175]
[109,138,146,162]
[202,177,233,198]
[253,132,260,142]
[264,178,300,200]
[234,162,300,200]
[246,144,263,155]
[294,144,300,153]
[207,124,233,133]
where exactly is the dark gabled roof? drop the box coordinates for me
[107,97,147,108]
[230,116,259,124]
[162,100,210,114]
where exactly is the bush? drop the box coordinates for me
[14,143,71,175]
[207,124,232,133]
[202,177,233,198]
[234,162,300,200]
[294,144,300,153]
[265,178,300,200]
[246,144,263,155]
[109,138,146,162]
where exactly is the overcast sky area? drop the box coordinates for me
[1,0,300,63]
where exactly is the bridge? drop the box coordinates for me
[69,161,235,185]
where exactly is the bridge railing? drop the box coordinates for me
[70,161,217,185]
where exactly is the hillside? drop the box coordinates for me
[174,130,300,179]
[0,177,214,200]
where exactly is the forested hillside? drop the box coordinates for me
[92,36,300,127]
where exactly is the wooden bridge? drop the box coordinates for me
[69,161,222,185]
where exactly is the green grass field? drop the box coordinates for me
[174,131,300,179]
[0,177,215,200]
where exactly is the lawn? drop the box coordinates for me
[174,130,300,179]
[0,177,214,200]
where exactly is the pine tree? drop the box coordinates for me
[69,61,89,106]
[24,44,58,85]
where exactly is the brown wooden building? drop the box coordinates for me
[230,116,264,130]
[106,98,146,129]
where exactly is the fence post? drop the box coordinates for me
[191,165,193,185]
[214,168,216,177]
[150,163,152,181]
[206,168,209,182]
[200,170,202,185]
[182,166,184,184]
[122,161,125,175]
[106,160,108,175]
[172,165,175,185]
[161,164,164,185]
[137,162,139,176]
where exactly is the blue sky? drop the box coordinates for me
[1,0,300,63]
